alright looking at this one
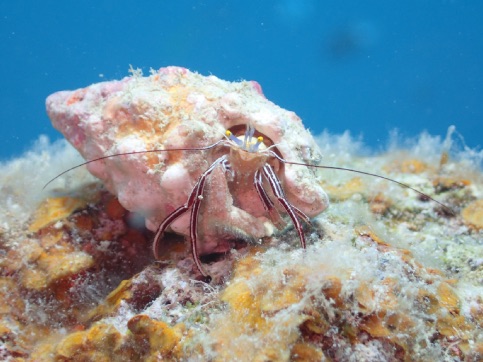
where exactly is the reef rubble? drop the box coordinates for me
[0,68,482,361]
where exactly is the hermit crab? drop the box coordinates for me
[45,66,451,279]
[151,123,322,277]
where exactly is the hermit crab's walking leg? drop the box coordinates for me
[153,155,227,277]
[189,156,229,276]
[262,164,311,249]
[254,170,275,212]
[291,204,312,226]
[254,169,284,228]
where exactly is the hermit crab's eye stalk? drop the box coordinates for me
[226,126,265,153]
[225,130,243,147]
[249,136,264,152]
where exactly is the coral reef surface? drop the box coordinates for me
[0,69,482,361]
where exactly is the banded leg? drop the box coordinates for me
[189,156,228,276]
[262,164,311,249]
[255,168,311,226]
[153,155,227,277]
[254,169,274,211]
[254,169,285,229]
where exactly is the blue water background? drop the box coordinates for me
[1,1,482,160]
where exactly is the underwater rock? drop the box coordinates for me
[197,238,481,361]
[2,145,482,361]
[46,66,329,255]
[26,218,483,361]
[462,199,483,230]
[28,196,88,233]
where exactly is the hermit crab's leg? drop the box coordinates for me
[254,169,287,229]
[254,169,275,212]
[152,188,201,259]
[292,205,312,226]
[262,164,309,249]
[255,169,310,224]
[153,155,227,277]
[188,155,228,277]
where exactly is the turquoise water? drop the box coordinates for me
[1,1,482,159]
